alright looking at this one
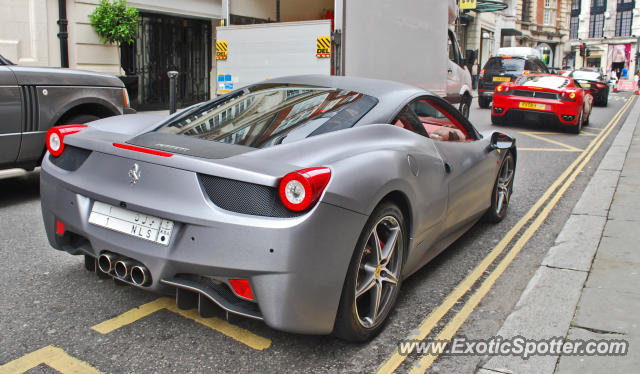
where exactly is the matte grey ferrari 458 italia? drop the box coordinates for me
[40,75,516,341]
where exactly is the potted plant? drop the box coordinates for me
[90,0,140,106]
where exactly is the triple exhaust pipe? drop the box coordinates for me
[98,252,151,286]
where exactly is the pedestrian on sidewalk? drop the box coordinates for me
[610,69,619,90]
[472,59,479,90]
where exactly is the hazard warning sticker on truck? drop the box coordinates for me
[316,36,331,58]
[216,40,228,60]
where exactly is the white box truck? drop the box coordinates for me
[215,0,473,117]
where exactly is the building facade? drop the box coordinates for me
[515,0,572,67]
[570,0,640,77]
[0,0,332,110]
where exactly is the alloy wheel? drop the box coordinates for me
[495,154,514,216]
[354,216,402,328]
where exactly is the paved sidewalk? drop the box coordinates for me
[477,97,640,373]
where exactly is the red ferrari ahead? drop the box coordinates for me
[491,74,593,134]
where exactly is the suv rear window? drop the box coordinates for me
[153,84,378,148]
[484,57,525,73]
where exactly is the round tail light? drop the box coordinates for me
[46,125,87,157]
[279,167,331,212]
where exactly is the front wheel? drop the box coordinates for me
[459,96,471,119]
[483,152,515,223]
[60,114,100,125]
[333,202,406,342]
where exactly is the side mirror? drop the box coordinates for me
[490,132,515,150]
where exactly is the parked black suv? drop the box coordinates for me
[1,54,134,171]
[478,54,549,108]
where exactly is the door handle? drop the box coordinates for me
[448,68,453,74]
[444,162,452,173]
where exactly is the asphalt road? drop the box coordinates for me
[0,92,634,374]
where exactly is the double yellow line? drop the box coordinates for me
[377,95,636,374]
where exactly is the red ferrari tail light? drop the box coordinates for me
[495,84,510,94]
[594,83,606,89]
[279,167,331,212]
[561,91,577,101]
[46,125,87,157]
[229,279,254,300]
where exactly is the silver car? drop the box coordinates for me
[40,75,516,341]
[0,54,133,171]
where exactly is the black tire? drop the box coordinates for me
[478,96,491,109]
[568,110,583,134]
[601,94,608,107]
[333,202,406,342]
[60,114,100,125]
[483,152,515,223]
[459,95,471,119]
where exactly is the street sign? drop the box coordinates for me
[316,36,331,58]
[216,40,228,60]
[460,0,477,10]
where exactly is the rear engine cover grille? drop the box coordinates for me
[513,90,558,100]
[198,174,301,218]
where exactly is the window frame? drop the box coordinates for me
[589,12,605,38]
[392,95,481,142]
[570,15,580,39]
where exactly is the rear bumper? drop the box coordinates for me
[478,90,494,100]
[491,95,581,127]
[40,158,368,334]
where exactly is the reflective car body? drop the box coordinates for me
[491,74,593,133]
[40,75,516,338]
[569,69,610,106]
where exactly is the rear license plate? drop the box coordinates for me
[519,101,547,111]
[493,76,511,82]
[582,83,591,88]
[88,201,174,246]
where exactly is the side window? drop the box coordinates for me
[408,98,472,142]
[538,60,549,73]
[524,59,537,72]
[447,30,463,66]
[392,106,428,137]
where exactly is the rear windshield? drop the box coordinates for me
[571,71,601,81]
[153,84,378,148]
[515,75,570,89]
[484,57,525,73]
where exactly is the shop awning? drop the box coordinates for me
[473,0,508,12]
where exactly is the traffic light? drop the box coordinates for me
[579,43,586,57]
[586,48,591,57]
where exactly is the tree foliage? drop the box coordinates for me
[90,0,139,46]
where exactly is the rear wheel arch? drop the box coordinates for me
[378,190,413,266]
[54,103,118,125]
